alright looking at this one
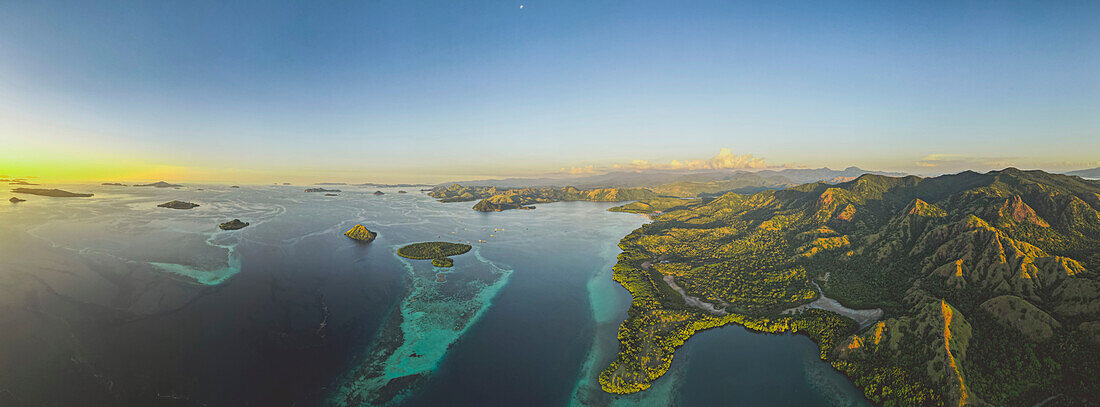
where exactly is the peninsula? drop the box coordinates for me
[10,188,93,197]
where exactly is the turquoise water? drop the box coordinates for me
[0,184,869,405]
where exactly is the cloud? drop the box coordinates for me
[617,148,769,171]
[913,154,1018,172]
[560,165,600,175]
[555,148,777,177]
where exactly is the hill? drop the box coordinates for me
[599,168,1100,405]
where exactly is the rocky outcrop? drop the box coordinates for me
[344,224,377,243]
[219,219,250,230]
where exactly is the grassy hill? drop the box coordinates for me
[600,168,1100,405]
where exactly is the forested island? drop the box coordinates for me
[157,200,199,209]
[10,188,93,197]
[599,169,1100,406]
[429,184,660,211]
[134,181,182,188]
[398,241,471,268]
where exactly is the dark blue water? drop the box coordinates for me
[0,185,868,406]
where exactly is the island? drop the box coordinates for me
[397,190,407,194]
[134,181,182,188]
[10,188,93,197]
[397,241,472,269]
[101,182,126,186]
[354,182,434,188]
[324,193,338,196]
[157,200,199,209]
[373,191,385,195]
[305,188,341,193]
[230,185,240,188]
[429,184,659,211]
[9,197,25,203]
[344,224,377,243]
[218,219,250,230]
[598,169,1100,406]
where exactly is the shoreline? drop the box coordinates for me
[782,281,883,329]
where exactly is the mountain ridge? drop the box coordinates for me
[598,168,1100,406]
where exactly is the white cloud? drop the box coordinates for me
[619,148,769,171]
[913,154,1017,172]
[555,148,780,177]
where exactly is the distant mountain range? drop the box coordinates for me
[443,167,906,189]
[1065,167,1100,179]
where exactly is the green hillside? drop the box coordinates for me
[600,169,1100,406]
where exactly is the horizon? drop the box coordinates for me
[3,1,1099,183]
[3,164,1092,186]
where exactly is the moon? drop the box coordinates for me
[519,4,524,9]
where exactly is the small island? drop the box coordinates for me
[101,182,126,186]
[373,191,385,195]
[325,193,338,196]
[398,190,408,194]
[230,185,240,188]
[135,181,182,188]
[306,188,341,193]
[344,224,377,243]
[157,200,199,209]
[11,188,93,197]
[10,197,26,203]
[397,242,471,269]
[397,242,471,259]
[219,219,250,230]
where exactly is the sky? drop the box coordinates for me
[1,0,1098,183]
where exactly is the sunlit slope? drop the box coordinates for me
[601,168,1100,406]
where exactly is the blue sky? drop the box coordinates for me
[1,0,1098,182]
